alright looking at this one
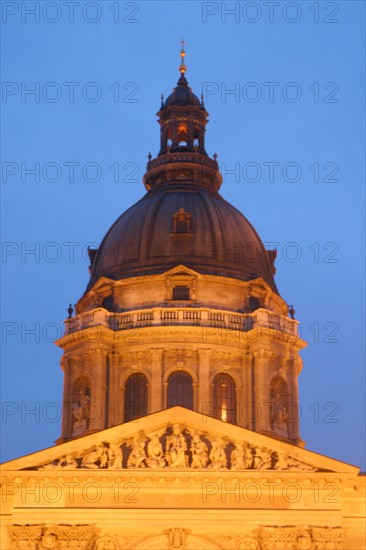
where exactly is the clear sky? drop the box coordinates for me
[1,0,365,467]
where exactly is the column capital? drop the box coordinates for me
[151,348,164,359]
[108,351,120,367]
[252,348,271,360]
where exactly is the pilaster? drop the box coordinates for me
[150,349,163,413]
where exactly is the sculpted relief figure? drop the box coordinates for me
[252,447,273,470]
[127,436,147,469]
[165,424,188,468]
[168,527,187,549]
[81,445,106,469]
[36,431,320,472]
[274,452,316,472]
[106,442,123,469]
[41,453,77,470]
[146,434,166,468]
[270,392,289,437]
[208,438,227,469]
[190,433,208,468]
[230,443,247,470]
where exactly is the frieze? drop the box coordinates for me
[6,525,345,550]
[258,525,344,549]
[35,424,319,472]
[7,524,98,550]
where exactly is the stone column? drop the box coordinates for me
[89,349,107,432]
[198,348,211,416]
[150,349,163,413]
[59,355,73,442]
[288,355,301,442]
[240,351,252,429]
[253,349,271,433]
[107,352,121,427]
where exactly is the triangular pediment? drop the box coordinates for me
[162,265,201,278]
[1,407,358,474]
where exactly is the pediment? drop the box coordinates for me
[1,407,358,474]
[162,265,201,278]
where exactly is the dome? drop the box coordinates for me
[88,185,277,291]
[163,75,202,108]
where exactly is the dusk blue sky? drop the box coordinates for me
[1,1,365,467]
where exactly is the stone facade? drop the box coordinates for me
[1,409,365,549]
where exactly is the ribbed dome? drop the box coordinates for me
[163,75,202,108]
[88,186,277,291]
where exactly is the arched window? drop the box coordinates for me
[193,128,200,148]
[177,123,188,145]
[124,373,148,422]
[213,373,236,424]
[167,371,193,409]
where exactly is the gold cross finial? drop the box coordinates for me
[179,38,187,75]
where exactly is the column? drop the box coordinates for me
[198,348,211,416]
[89,349,107,432]
[59,356,73,442]
[253,349,271,433]
[288,355,302,442]
[107,352,122,427]
[240,352,252,429]
[150,349,163,413]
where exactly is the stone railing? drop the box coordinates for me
[64,307,299,338]
[147,152,219,172]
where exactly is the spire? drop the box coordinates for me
[179,39,187,75]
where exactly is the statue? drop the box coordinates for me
[59,454,78,469]
[274,452,316,471]
[72,387,91,436]
[127,436,147,469]
[106,442,123,469]
[208,438,227,469]
[146,434,166,468]
[252,446,273,470]
[190,433,208,468]
[40,454,77,470]
[81,445,105,469]
[230,443,246,470]
[270,392,288,437]
[244,445,254,469]
[165,424,188,468]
